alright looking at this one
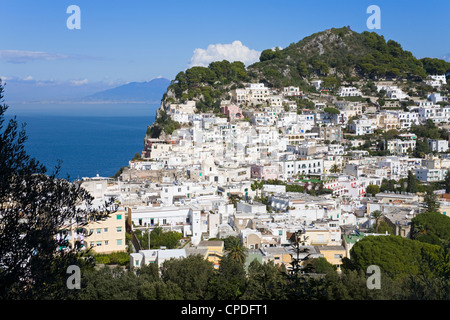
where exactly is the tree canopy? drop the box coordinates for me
[346,235,444,279]
[411,212,450,249]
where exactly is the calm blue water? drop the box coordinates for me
[4,104,157,180]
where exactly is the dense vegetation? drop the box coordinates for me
[344,235,444,279]
[134,227,183,250]
[411,212,450,249]
[167,60,249,104]
[147,110,181,138]
[53,233,450,301]
[248,27,450,88]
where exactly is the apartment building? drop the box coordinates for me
[337,86,362,97]
[387,139,416,155]
[428,139,449,153]
[58,210,127,254]
[348,118,377,136]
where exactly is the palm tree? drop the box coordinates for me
[225,237,248,264]
[371,210,383,233]
[330,164,340,174]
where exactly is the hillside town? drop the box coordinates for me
[72,74,450,272]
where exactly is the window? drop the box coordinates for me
[117,239,123,246]
[116,227,122,233]
[116,214,122,220]
[334,254,343,259]
[96,241,102,247]
[104,240,109,245]
[104,228,108,232]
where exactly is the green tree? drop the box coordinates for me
[377,221,393,235]
[322,77,340,90]
[406,170,418,193]
[149,227,182,249]
[330,164,341,173]
[366,184,380,197]
[304,257,336,274]
[413,138,432,158]
[208,255,247,300]
[225,237,248,264]
[259,48,282,62]
[79,265,141,300]
[242,260,288,300]
[370,210,383,233]
[347,235,444,279]
[324,107,341,114]
[160,254,215,300]
[423,189,440,213]
[407,248,450,300]
[411,212,450,249]
[444,170,450,194]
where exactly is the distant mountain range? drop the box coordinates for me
[82,77,171,103]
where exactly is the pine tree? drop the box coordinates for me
[406,170,418,193]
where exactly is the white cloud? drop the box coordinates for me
[71,78,89,86]
[23,75,34,81]
[189,40,261,67]
[0,50,69,64]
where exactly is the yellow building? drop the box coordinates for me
[315,245,346,270]
[186,240,224,269]
[262,247,293,268]
[58,210,127,254]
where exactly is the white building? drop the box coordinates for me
[278,158,324,179]
[428,93,447,104]
[130,206,202,245]
[415,167,448,182]
[283,86,302,97]
[231,83,270,105]
[167,101,196,123]
[130,249,187,269]
[417,105,450,124]
[425,75,447,88]
[349,118,377,136]
[337,86,362,97]
[377,85,409,100]
[395,111,420,129]
[387,139,416,155]
[428,139,449,153]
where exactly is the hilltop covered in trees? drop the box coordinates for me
[248,27,450,88]
[166,60,249,106]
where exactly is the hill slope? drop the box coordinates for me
[247,27,439,88]
[84,77,170,103]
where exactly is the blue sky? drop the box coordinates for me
[1,0,449,101]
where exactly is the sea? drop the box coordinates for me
[3,102,158,181]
